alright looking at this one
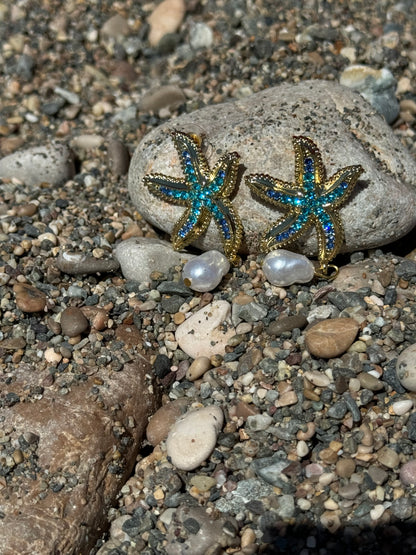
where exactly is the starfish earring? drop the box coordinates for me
[143,130,243,265]
[246,136,363,279]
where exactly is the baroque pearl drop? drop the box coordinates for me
[262,249,315,286]
[182,250,230,292]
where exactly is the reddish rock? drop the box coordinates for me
[60,306,89,337]
[146,397,190,446]
[305,318,359,359]
[13,283,47,313]
[0,355,160,555]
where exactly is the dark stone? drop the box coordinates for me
[327,399,347,419]
[183,517,200,534]
[384,286,397,305]
[366,345,387,364]
[382,359,406,394]
[327,291,367,310]
[245,499,265,514]
[396,259,416,279]
[153,354,171,378]
[406,413,416,442]
[157,281,191,296]
[343,392,361,422]
[359,389,374,405]
[160,295,184,313]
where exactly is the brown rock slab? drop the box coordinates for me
[0,355,160,555]
[305,318,359,359]
[13,283,47,313]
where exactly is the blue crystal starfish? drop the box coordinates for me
[246,136,363,276]
[143,130,243,264]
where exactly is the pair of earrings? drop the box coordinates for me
[143,130,363,280]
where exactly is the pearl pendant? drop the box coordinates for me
[182,250,230,292]
[262,249,315,286]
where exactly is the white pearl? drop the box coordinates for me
[182,250,230,292]
[262,249,315,286]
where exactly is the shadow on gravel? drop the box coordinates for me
[259,521,416,554]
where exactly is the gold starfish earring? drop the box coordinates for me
[143,130,243,265]
[246,136,364,279]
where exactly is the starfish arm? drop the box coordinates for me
[143,173,190,205]
[260,211,311,253]
[171,206,211,251]
[313,209,344,269]
[321,165,364,207]
[245,173,304,207]
[211,198,243,263]
[209,152,241,198]
[293,136,326,193]
[171,130,209,187]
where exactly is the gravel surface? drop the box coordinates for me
[1,1,416,554]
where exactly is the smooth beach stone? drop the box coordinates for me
[396,344,416,392]
[60,307,89,338]
[128,80,416,257]
[305,318,360,359]
[146,398,190,446]
[13,283,47,313]
[166,405,223,471]
[175,300,236,359]
[0,143,75,186]
[262,249,315,286]
[182,250,230,292]
[340,65,399,124]
[400,459,416,486]
[115,237,194,283]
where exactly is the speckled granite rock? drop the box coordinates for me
[0,356,160,555]
[128,80,416,257]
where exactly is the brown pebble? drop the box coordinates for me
[357,372,384,391]
[297,422,316,441]
[173,312,185,325]
[229,400,260,420]
[107,138,130,176]
[146,398,190,446]
[377,446,400,469]
[186,356,211,381]
[60,307,89,337]
[80,306,108,331]
[13,283,47,313]
[115,323,142,346]
[16,203,38,217]
[319,447,338,464]
[305,318,359,359]
[267,313,308,336]
[336,458,356,478]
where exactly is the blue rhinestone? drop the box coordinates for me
[218,170,225,179]
[182,150,190,158]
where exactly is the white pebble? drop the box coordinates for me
[396,344,416,392]
[297,440,309,458]
[391,399,413,416]
[166,405,223,471]
[263,249,315,286]
[175,300,236,359]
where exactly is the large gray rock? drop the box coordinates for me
[128,80,416,258]
[0,143,75,186]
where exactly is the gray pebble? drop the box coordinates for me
[232,301,268,324]
[107,138,130,176]
[0,143,75,187]
[327,291,367,311]
[327,399,348,419]
[189,22,214,50]
[266,314,308,336]
[57,251,120,275]
[391,497,413,520]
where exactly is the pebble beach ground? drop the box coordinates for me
[1,1,416,554]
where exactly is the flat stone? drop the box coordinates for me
[115,237,194,283]
[267,314,308,336]
[13,283,47,313]
[128,81,416,257]
[0,143,75,186]
[396,344,416,392]
[139,85,186,113]
[175,300,236,359]
[166,405,223,471]
[305,318,359,358]
[56,251,119,275]
[0,357,160,554]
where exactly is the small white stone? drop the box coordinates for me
[297,440,309,458]
[262,249,315,286]
[166,405,223,471]
[396,344,416,392]
[175,300,236,359]
[182,250,230,292]
[391,399,413,416]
